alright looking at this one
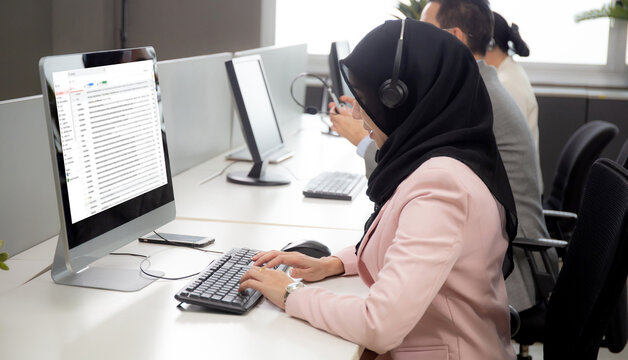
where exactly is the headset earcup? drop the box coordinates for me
[379,79,409,109]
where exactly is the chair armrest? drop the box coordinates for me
[544,210,578,242]
[513,237,569,250]
[512,237,565,300]
[543,209,578,221]
[510,305,520,338]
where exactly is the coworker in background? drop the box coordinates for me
[330,0,552,316]
[422,0,553,315]
[240,19,517,359]
[485,11,540,153]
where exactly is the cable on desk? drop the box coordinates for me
[278,163,306,182]
[139,257,202,281]
[199,161,240,185]
[109,252,205,280]
[110,241,222,281]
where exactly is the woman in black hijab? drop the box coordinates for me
[240,19,518,360]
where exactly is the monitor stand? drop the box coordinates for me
[53,266,163,292]
[227,161,290,186]
[317,114,340,137]
[51,236,165,292]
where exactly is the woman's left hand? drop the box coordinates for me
[239,266,294,310]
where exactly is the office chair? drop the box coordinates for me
[543,120,618,213]
[603,138,628,354]
[511,159,628,360]
[617,138,628,169]
[543,120,618,241]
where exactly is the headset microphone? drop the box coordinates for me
[304,106,318,115]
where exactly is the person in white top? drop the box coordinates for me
[484,12,539,152]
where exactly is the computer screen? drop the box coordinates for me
[40,47,175,291]
[329,41,352,99]
[234,44,307,127]
[231,56,283,157]
[225,55,290,186]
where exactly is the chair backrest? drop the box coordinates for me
[544,159,628,360]
[617,138,628,169]
[544,120,618,213]
[606,137,628,353]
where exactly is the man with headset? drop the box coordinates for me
[330,0,553,317]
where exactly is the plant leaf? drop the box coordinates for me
[395,0,426,20]
[0,252,8,262]
[0,262,9,271]
[575,2,628,22]
[0,240,4,249]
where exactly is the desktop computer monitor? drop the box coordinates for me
[329,41,352,99]
[39,47,175,291]
[224,55,290,186]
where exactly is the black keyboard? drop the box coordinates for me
[303,172,367,201]
[175,247,287,314]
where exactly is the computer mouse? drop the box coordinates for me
[282,240,331,259]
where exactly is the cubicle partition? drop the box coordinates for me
[0,45,309,259]
[0,95,59,257]
[157,53,234,175]
[1,52,240,258]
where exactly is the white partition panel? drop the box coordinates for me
[0,95,59,258]
[231,44,308,148]
[157,53,234,175]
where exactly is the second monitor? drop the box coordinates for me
[329,41,352,100]
[225,55,291,186]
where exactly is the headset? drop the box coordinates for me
[291,18,407,116]
[290,72,340,115]
[379,18,408,109]
[289,72,341,136]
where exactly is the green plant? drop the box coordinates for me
[575,0,628,22]
[0,240,8,271]
[394,0,428,20]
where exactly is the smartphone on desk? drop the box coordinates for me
[138,233,215,248]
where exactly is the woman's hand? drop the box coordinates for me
[252,250,345,282]
[328,98,368,146]
[239,266,294,310]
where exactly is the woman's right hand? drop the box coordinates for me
[252,250,345,282]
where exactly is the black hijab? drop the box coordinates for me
[341,19,518,277]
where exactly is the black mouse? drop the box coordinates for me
[282,240,331,258]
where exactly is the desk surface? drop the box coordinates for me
[1,115,373,359]
[0,219,368,360]
[173,116,375,231]
[0,236,56,294]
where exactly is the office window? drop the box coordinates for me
[275,0,399,54]
[491,0,609,65]
[276,0,611,64]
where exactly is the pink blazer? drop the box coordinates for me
[285,157,515,360]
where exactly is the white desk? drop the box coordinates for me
[0,236,56,294]
[173,115,375,231]
[0,113,374,359]
[0,219,368,360]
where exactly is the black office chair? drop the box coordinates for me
[617,138,628,169]
[542,120,618,244]
[603,138,628,354]
[512,159,628,359]
[543,120,618,214]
